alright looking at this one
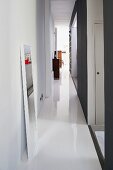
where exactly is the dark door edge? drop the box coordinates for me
[88,125,105,170]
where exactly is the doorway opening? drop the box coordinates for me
[56,25,69,73]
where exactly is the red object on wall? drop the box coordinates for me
[25,59,31,64]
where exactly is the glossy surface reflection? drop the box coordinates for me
[18,63,101,170]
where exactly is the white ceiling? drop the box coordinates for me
[51,0,76,26]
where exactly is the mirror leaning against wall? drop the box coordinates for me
[20,45,38,160]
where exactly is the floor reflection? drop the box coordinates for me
[18,59,102,170]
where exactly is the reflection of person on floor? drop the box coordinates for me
[53,80,60,102]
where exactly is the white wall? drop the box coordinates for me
[45,0,52,97]
[55,28,58,52]
[50,14,55,61]
[87,0,103,125]
[45,0,55,97]
[57,26,69,51]
[0,0,45,169]
[37,0,46,110]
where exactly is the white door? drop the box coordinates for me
[94,23,104,125]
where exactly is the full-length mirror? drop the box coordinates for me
[21,45,37,160]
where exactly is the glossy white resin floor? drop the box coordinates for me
[95,131,105,157]
[18,66,102,170]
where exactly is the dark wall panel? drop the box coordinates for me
[70,0,87,121]
[104,0,113,169]
[77,0,87,121]
[70,1,77,28]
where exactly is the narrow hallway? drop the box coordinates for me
[19,63,102,170]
